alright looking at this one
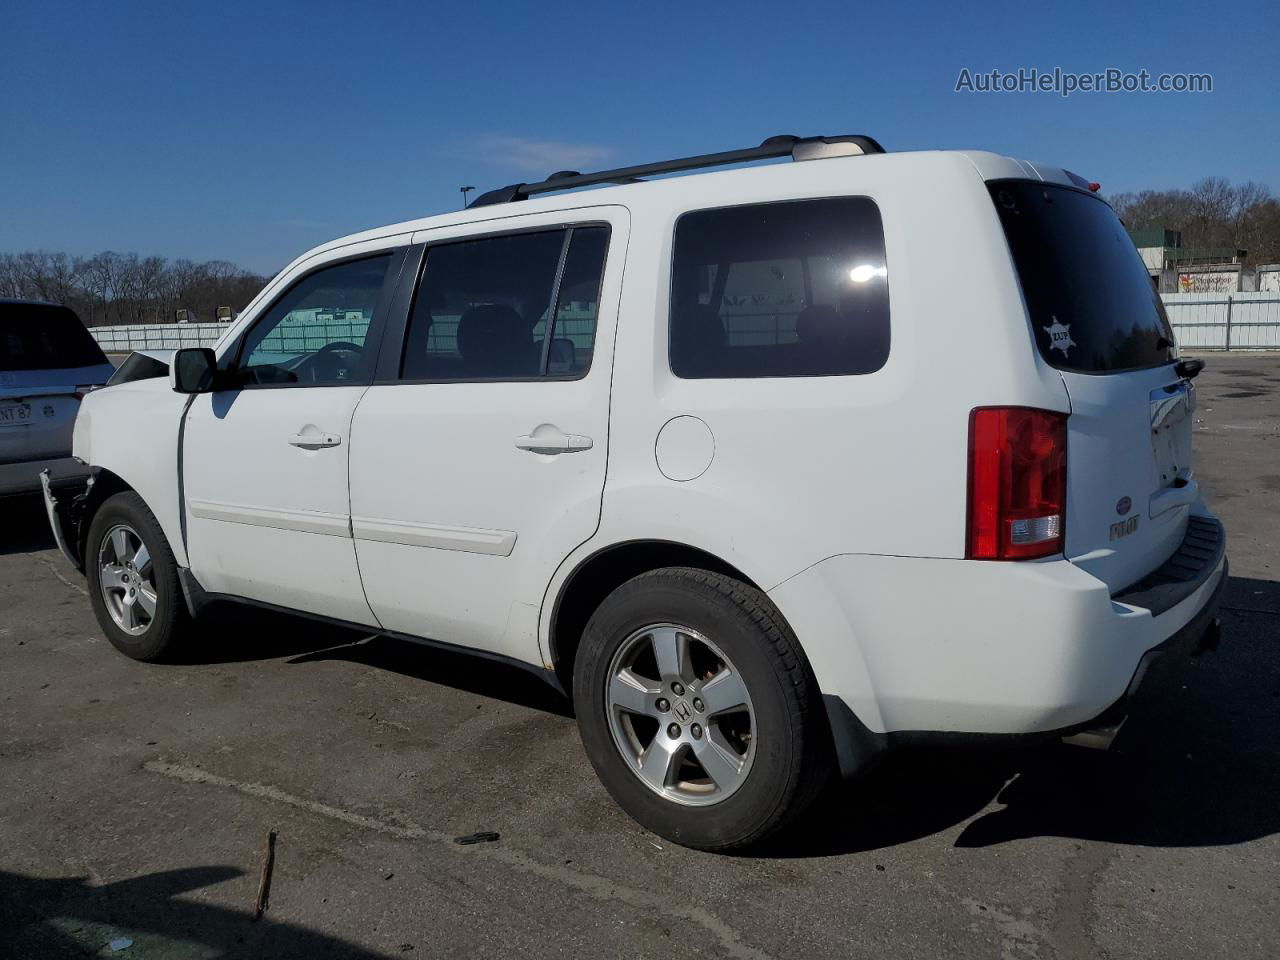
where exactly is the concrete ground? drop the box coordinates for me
[1,354,1277,960]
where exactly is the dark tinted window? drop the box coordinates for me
[401,226,609,381]
[238,254,393,386]
[0,303,107,371]
[670,198,890,378]
[990,182,1175,373]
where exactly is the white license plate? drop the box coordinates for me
[0,403,32,426]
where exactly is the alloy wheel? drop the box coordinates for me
[604,623,756,806]
[97,524,157,636]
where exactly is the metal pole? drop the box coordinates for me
[1225,295,1233,351]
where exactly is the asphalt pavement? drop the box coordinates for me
[1,354,1277,959]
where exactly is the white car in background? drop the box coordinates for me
[43,134,1226,850]
[1,299,114,495]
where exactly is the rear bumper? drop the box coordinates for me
[1112,514,1224,616]
[39,461,96,572]
[1062,553,1225,741]
[768,510,1227,775]
[0,456,81,496]
[1104,516,1225,699]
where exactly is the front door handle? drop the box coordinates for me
[289,432,342,449]
[515,431,593,454]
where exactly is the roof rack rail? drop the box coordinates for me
[467,134,885,208]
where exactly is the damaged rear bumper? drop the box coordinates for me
[39,462,96,573]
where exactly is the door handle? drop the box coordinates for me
[288,432,342,449]
[515,431,593,454]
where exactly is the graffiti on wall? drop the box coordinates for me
[1178,271,1239,293]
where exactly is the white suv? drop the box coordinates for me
[44,135,1226,850]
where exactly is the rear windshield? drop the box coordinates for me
[1,303,108,371]
[989,182,1175,374]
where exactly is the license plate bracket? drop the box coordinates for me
[1150,382,1192,487]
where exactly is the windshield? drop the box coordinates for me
[1,303,109,371]
[989,181,1176,374]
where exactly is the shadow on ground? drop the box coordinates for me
[0,498,570,716]
[201,575,1280,859]
[1,494,56,556]
[0,866,393,959]
[759,574,1280,858]
[186,601,573,717]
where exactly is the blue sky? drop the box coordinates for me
[2,0,1276,274]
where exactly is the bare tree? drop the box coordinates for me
[0,249,268,326]
[1108,177,1279,261]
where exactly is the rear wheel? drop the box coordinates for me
[85,491,192,661]
[574,567,830,850]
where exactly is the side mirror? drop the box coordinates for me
[1175,358,1205,381]
[170,347,219,394]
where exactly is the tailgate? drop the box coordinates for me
[0,364,111,462]
[0,391,80,463]
[1060,365,1196,592]
[986,178,1194,593]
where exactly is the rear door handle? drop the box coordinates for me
[515,431,593,454]
[289,432,342,449]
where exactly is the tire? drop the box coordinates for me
[85,491,192,662]
[574,567,831,851]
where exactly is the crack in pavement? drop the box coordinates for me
[41,557,88,596]
[1048,841,1112,960]
[145,759,775,960]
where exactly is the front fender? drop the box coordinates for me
[72,380,189,568]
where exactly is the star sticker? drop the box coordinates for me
[1042,316,1076,356]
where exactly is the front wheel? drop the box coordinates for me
[85,491,192,662]
[574,567,831,851]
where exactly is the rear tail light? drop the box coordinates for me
[967,407,1067,560]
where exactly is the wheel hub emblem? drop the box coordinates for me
[673,700,693,723]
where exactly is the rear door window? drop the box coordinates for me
[542,226,609,376]
[1,303,108,371]
[989,181,1176,373]
[400,225,610,381]
[669,198,890,378]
